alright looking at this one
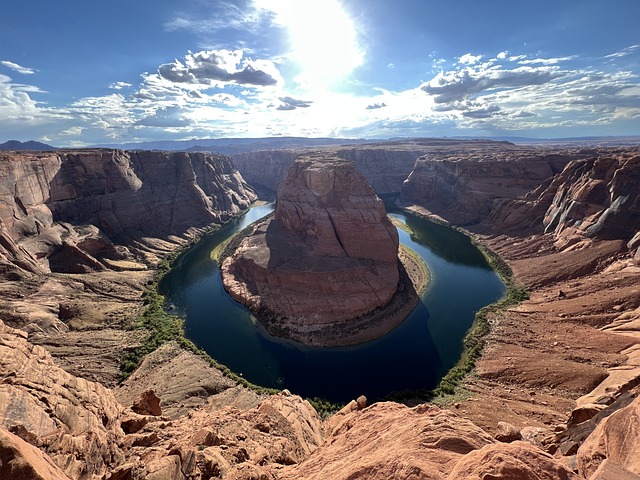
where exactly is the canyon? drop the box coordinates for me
[0,141,639,479]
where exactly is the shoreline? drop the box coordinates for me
[255,244,430,347]
[217,211,431,348]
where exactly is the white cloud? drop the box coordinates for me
[496,51,508,60]
[518,56,576,65]
[109,82,132,90]
[276,96,312,110]
[158,49,282,87]
[1,61,36,75]
[458,53,482,65]
[422,65,565,105]
[604,44,640,59]
[59,126,83,136]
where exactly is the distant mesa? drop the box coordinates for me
[0,139,58,151]
[221,156,404,345]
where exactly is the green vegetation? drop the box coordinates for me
[398,243,430,296]
[118,212,279,397]
[390,215,413,234]
[387,215,529,405]
[309,397,344,419]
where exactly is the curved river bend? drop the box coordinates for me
[160,204,505,403]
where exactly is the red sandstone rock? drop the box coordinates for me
[280,402,496,480]
[577,395,640,478]
[0,149,256,274]
[587,459,640,480]
[446,441,579,480]
[131,390,162,416]
[400,145,576,226]
[221,156,399,336]
[0,427,71,480]
[0,319,124,478]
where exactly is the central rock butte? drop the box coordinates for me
[220,156,401,342]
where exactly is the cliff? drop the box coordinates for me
[486,148,640,254]
[2,144,640,479]
[0,149,256,386]
[400,147,585,226]
[0,149,255,275]
[7,313,632,479]
[232,139,512,195]
[221,156,401,345]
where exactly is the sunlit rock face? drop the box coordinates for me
[221,156,400,332]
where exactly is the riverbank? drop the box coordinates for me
[401,202,640,442]
[254,244,429,347]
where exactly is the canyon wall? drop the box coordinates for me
[1,144,640,479]
[400,148,583,226]
[487,148,640,253]
[232,139,512,195]
[0,149,256,386]
[0,149,255,275]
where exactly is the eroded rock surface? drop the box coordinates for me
[0,319,124,479]
[221,156,399,342]
[401,145,582,226]
[0,149,256,385]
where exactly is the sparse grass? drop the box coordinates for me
[398,243,430,295]
[387,214,529,405]
[308,397,344,419]
[390,216,412,234]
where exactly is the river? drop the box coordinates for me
[160,204,505,403]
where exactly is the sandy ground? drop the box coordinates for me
[455,234,640,439]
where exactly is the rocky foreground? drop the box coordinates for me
[0,142,639,479]
[221,155,403,345]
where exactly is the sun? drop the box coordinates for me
[256,0,364,86]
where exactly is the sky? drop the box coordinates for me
[1,0,639,146]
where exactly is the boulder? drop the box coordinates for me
[279,402,496,480]
[0,428,71,480]
[577,395,640,478]
[447,441,579,480]
[131,390,162,417]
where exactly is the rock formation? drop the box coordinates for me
[400,146,586,225]
[0,149,255,275]
[0,149,256,386]
[497,149,640,252]
[232,138,511,195]
[221,156,400,342]
[0,319,124,479]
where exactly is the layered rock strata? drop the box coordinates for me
[0,149,255,275]
[232,138,514,195]
[221,156,400,342]
[400,147,590,225]
[0,149,256,386]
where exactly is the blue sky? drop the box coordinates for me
[1,0,639,146]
